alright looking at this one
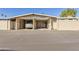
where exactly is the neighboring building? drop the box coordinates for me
[0,13,79,30]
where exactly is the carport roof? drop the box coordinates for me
[3,13,79,20]
[9,13,57,19]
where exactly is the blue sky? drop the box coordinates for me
[0,8,79,19]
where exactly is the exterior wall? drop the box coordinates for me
[20,20,24,29]
[0,20,10,30]
[7,20,11,30]
[52,18,57,30]
[54,20,79,30]
[8,18,79,31]
[9,17,79,31]
[53,21,58,30]
[15,18,21,30]
[10,20,15,29]
[48,18,52,30]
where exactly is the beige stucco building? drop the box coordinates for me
[0,13,79,30]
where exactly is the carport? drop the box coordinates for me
[10,14,53,30]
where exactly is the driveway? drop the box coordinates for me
[0,30,79,51]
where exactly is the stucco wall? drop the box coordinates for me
[54,20,79,30]
[10,20,15,30]
[0,20,10,30]
[48,19,51,30]
[53,19,58,30]
[7,20,11,30]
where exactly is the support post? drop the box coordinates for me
[33,18,35,30]
[48,18,52,30]
[15,18,20,30]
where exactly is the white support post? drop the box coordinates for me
[33,18,35,30]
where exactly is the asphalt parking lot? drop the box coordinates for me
[0,30,79,51]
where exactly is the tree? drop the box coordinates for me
[60,8,77,17]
